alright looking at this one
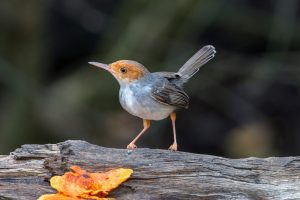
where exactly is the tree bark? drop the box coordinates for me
[0,140,299,200]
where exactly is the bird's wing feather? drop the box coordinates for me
[154,71,184,86]
[156,72,179,79]
[151,83,189,109]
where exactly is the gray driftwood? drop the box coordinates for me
[0,140,300,200]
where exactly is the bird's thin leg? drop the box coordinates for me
[169,112,178,151]
[127,119,150,150]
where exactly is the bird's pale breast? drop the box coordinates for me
[119,84,175,120]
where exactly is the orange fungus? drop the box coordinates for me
[38,166,133,200]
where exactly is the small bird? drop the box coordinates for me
[89,45,216,151]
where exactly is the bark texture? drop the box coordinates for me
[0,140,299,200]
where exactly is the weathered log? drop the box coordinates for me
[0,140,299,200]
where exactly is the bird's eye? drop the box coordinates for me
[120,67,127,74]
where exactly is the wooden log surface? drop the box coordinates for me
[0,140,299,200]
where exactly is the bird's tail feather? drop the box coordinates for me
[177,45,216,82]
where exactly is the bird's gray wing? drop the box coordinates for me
[151,83,189,109]
[156,72,179,79]
[154,71,185,86]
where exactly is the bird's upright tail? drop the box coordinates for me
[177,45,216,82]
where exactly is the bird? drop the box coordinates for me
[89,45,216,151]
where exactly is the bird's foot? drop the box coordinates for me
[168,143,178,151]
[127,143,137,150]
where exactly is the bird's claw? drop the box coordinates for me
[168,143,178,151]
[127,143,137,150]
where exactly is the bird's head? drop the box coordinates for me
[89,60,149,85]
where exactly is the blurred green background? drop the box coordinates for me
[0,0,300,157]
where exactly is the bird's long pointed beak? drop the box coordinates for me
[88,62,111,72]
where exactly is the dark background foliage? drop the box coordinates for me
[1,0,300,157]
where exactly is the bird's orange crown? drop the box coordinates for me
[109,60,149,82]
[89,60,149,84]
